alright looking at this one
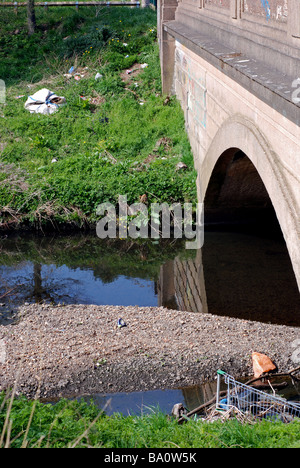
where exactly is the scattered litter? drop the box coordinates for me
[94,358,107,368]
[24,88,66,115]
[117,318,127,329]
[252,352,277,378]
[64,66,86,81]
[15,95,25,99]
[140,63,148,69]
[95,72,103,80]
[99,117,109,124]
[99,149,116,164]
[123,43,128,47]
[215,370,300,423]
[125,55,130,58]
[80,95,89,101]
[173,367,300,425]
[139,194,147,203]
[172,403,187,419]
[153,137,172,152]
[176,162,188,171]
[51,158,58,163]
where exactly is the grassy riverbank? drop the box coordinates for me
[0,7,197,231]
[1,392,299,448]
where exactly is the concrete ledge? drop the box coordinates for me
[164,20,300,126]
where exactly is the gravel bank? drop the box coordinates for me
[0,304,299,399]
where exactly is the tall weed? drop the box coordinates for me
[1,391,299,448]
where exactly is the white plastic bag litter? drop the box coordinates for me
[24,88,66,115]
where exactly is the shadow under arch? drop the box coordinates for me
[204,147,276,228]
[200,147,300,325]
[199,114,300,292]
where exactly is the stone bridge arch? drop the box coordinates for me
[200,115,300,291]
[159,0,300,291]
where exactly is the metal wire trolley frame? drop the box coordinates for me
[216,370,300,422]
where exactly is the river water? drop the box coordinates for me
[0,228,299,326]
[0,227,299,414]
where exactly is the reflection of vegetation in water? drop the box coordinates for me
[0,235,196,304]
[0,235,195,280]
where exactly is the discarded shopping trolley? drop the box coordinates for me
[216,370,300,422]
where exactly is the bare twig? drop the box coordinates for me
[0,287,18,300]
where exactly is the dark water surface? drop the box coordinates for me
[0,235,191,323]
[55,376,300,416]
[0,228,299,326]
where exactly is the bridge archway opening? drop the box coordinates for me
[202,148,300,326]
[204,148,280,236]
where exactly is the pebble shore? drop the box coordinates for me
[0,303,299,399]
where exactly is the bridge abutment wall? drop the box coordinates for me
[158,0,300,290]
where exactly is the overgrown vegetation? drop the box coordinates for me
[0,7,197,230]
[4,7,298,450]
[1,391,299,448]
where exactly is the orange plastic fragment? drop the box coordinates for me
[252,352,277,378]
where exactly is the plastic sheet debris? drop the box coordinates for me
[25,88,66,115]
[252,352,277,378]
[172,403,187,419]
[117,318,127,329]
[95,73,103,80]
[176,162,188,171]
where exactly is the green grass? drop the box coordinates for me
[1,391,300,448]
[0,7,197,230]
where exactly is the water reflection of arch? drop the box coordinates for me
[158,230,300,325]
[181,381,217,411]
[158,250,208,314]
[200,115,300,292]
